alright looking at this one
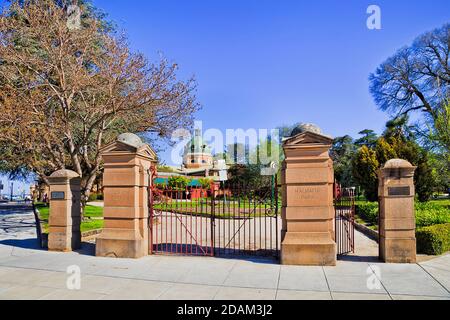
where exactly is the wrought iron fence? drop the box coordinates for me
[149,176,280,258]
[334,185,356,256]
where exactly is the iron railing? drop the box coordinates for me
[149,176,279,259]
[334,185,356,256]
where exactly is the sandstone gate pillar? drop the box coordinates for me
[378,159,417,263]
[281,124,336,266]
[48,169,81,252]
[96,133,157,258]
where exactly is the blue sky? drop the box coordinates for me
[89,0,450,164]
[1,0,449,188]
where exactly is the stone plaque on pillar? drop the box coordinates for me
[280,124,336,266]
[96,133,157,258]
[47,169,81,252]
[378,159,417,263]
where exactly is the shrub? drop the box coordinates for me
[416,223,450,255]
[168,176,191,189]
[96,193,104,200]
[355,200,450,228]
[88,193,98,202]
[415,152,435,202]
[355,202,379,225]
[352,146,379,202]
[154,182,166,188]
[415,202,450,227]
[198,178,212,189]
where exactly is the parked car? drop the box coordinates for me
[11,196,24,202]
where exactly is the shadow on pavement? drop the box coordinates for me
[0,203,33,215]
[75,242,96,256]
[0,238,43,250]
[211,254,280,265]
[338,255,380,262]
[0,238,96,256]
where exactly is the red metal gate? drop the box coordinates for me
[334,184,355,256]
[148,172,279,258]
[149,185,214,256]
[212,180,279,258]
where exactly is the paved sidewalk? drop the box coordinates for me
[0,203,36,241]
[0,204,449,300]
[1,244,449,300]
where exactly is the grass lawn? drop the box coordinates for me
[35,202,104,233]
[153,199,280,218]
[155,197,278,207]
[79,220,104,233]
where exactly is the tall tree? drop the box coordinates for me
[370,23,449,119]
[226,143,248,165]
[429,152,450,193]
[0,0,199,207]
[352,145,379,201]
[353,123,436,202]
[330,135,356,187]
[430,99,450,152]
[383,115,414,141]
[354,129,378,148]
[369,23,450,155]
[374,137,397,167]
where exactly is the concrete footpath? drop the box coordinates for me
[0,203,449,300]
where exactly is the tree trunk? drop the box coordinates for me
[80,195,87,222]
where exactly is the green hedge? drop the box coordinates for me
[355,200,450,228]
[415,202,450,227]
[87,193,104,201]
[355,202,379,226]
[416,223,450,255]
[88,193,98,202]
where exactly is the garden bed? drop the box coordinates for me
[355,199,450,255]
[355,199,450,228]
